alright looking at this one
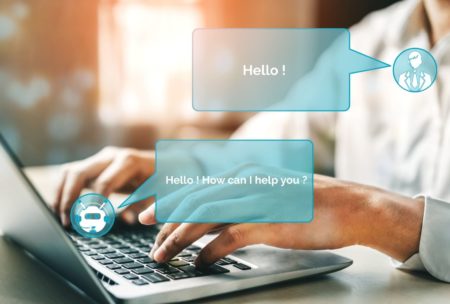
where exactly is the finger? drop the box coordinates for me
[169,195,266,223]
[149,183,208,219]
[138,204,156,225]
[150,222,180,259]
[195,224,261,268]
[59,171,88,227]
[153,166,250,218]
[52,168,68,212]
[153,223,219,263]
[55,152,116,222]
[137,185,242,225]
[142,197,258,261]
[154,200,252,262]
[92,154,141,197]
[157,182,242,223]
[120,197,154,225]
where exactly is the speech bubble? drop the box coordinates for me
[192,28,390,111]
[119,140,313,223]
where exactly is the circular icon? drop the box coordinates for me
[70,193,115,238]
[392,48,437,93]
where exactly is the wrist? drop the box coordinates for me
[355,187,424,261]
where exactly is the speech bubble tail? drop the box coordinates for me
[347,49,390,74]
[118,194,143,209]
[118,177,157,209]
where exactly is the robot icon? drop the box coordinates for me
[70,193,115,238]
[79,205,107,233]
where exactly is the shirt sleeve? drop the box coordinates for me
[393,195,450,282]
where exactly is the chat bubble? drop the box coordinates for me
[192,28,390,111]
[119,140,313,223]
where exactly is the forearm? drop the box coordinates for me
[355,186,424,262]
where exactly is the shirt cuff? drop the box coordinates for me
[393,195,450,282]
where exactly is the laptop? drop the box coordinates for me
[0,135,352,303]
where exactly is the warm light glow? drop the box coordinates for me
[98,0,201,125]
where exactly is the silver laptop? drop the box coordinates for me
[0,135,352,303]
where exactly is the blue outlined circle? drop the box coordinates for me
[392,48,437,93]
[70,193,115,238]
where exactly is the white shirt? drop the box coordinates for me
[232,0,450,282]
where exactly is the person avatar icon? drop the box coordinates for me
[398,51,431,91]
[393,48,437,93]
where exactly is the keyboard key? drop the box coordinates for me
[103,240,121,245]
[120,248,139,254]
[136,245,151,251]
[132,268,154,275]
[115,258,134,264]
[98,249,116,254]
[136,257,153,264]
[99,259,113,265]
[186,245,201,252]
[168,260,189,267]
[91,255,105,261]
[83,251,97,256]
[105,253,125,259]
[129,253,148,259]
[124,263,144,269]
[112,244,129,249]
[124,274,139,280]
[166,272,190,280]
[177,253,192,258]
[84,240,100,245]
[114,269,130,275]
[215,260,229,266]
[142,273,170,283]
[147,262,166,269]
[155,266,179,274]
[205,264,230,274]
[106,264,121,270]
[222,257,237,264]
[178,265,205,277]
[182,256,196,263]
[233,263,251,270]
[91,244,107,250]
[101,236,115,240]
[78,247,90,252]
[132,279,149,286]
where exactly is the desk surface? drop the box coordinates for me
[0,166,448,304]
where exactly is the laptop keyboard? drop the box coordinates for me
[69,229,252,286]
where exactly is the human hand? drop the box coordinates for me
[150,163,311,223]
[53,146,154,226]
[139,174,424,267]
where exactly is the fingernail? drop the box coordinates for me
[138,212,146,224]
[61,214,68,227]
[149,243,159,259]
[138,209,153,225]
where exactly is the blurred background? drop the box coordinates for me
[0,0,399,166]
